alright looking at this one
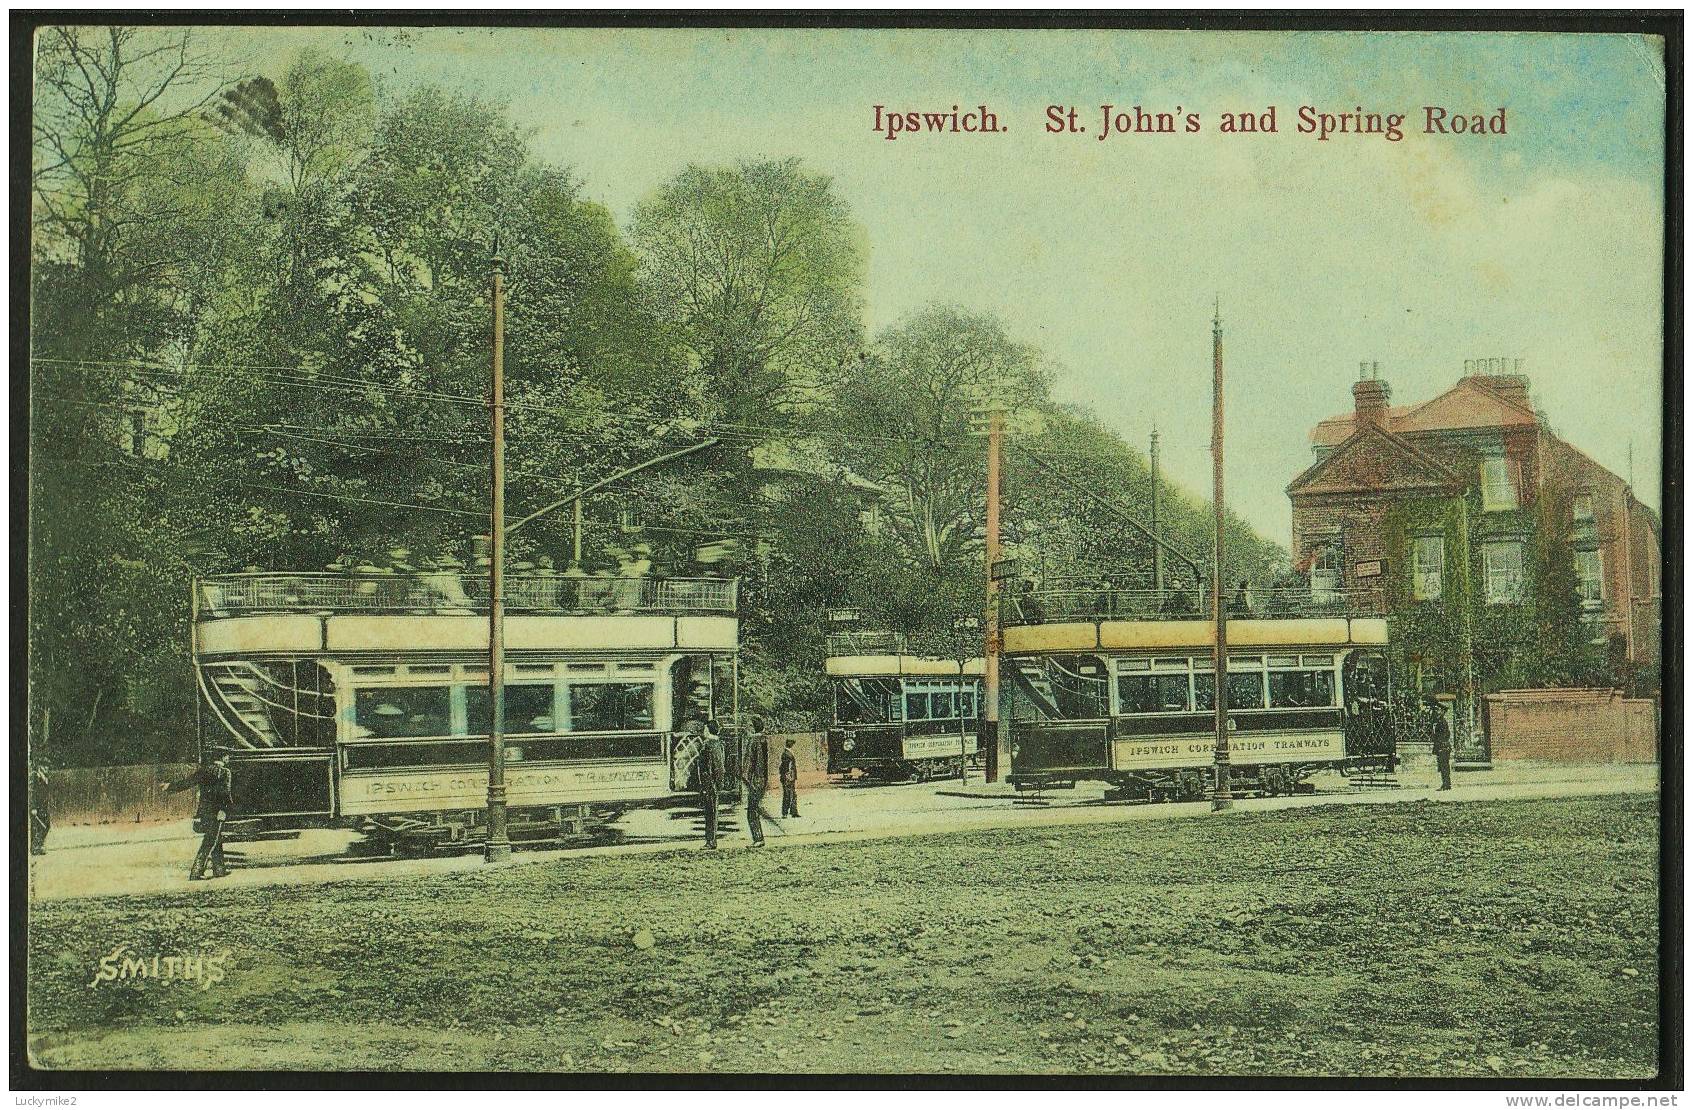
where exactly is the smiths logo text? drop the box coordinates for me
[88,944,230,991]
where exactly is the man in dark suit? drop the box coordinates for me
[779,737,801,818]
[1428,699,1453,791]
[742,717,769,846]
[698,719,727,850]
[164,754,235,880]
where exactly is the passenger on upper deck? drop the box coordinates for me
[1161,577,1198,616]
[1228,580,1255,619]
[1012,579,1046,625]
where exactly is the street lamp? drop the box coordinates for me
[951,615,981,784]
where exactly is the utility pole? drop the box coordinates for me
[1210,302,1232,814]
[984,405,1005,784]
[484,245,512,863]
[1150,427,1164,597]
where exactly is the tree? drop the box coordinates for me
[30,26,244,764]
[823,304,1048,572]
[631,158,865,430]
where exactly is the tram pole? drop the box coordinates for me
[1210,301,1232,813]
[485,244,513,863]
[1150,427,1164,598]
[984,407,1004,784]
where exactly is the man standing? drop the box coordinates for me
[1428,699,1453,791]
[742,717,769,847]
[29,762,50,856]
[698,718,727,850]
[164,754,234,880]
[779,737,801,819]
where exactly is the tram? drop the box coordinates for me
[191,570,740,853]
[824,630,985,780]
[1003,584,1394,799]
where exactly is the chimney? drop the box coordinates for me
[1352,366,1392,431]
[1464,356,1531,410]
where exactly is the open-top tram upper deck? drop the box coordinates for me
[191,572,740,840]
[1000,584,1393,797]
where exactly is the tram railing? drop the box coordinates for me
[1000,586,1386,626]
[195,573,738,617]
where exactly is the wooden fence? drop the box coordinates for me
[44,764,198,826]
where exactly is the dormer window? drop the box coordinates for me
[1480,456,1518,512]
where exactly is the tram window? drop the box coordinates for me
[1153,657,1188,670]
[409,665,451,676]
[1268,669,1337,709]
[960,689,977,718]
[1118,673,1192,714]
[1194,672,1267,711]
[1267,655,1299,669]
[568,663,607,674]
[1117,659,1151,672]
[905,691,929,720]
[354,687,452,739]
[835,678,900,724]
[932,689,956,718]
[465,684,557,735]
[567,682,655,731]
[1301,655,1334,668]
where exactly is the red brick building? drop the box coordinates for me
[1287,361,1661,759]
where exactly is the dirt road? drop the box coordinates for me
[26,761,1656,903]
[25,792,1660,1077]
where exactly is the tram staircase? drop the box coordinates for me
[202,664,285,749]
[1009,658,1064,720]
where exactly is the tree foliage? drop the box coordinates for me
[30,36,1295,758]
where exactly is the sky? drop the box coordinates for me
[198,25,1666,546]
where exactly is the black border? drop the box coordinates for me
[10,7,1684,1094]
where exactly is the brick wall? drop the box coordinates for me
[747,733,829,789]
[1484,689,1658,763]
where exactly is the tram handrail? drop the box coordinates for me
[194,573,738,617]
[1001,585,1385,625]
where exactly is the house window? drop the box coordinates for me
[1309,543,1342,604]
[1480,456,1517,511]
[1482,541,1525,605]
[1575,548,1604,608]
[1573,493,1595,523]
[1411,535,1444,601]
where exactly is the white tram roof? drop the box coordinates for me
[1002,617,1387,655]
[825,655,987,678]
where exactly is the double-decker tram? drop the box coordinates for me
[825,630,985,781]
[1003,584,1394,800]
[191,570,739,853]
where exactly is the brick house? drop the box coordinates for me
[1287,361,1661,760]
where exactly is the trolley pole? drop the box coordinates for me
[1210,302,1231,813]
[485,246,512,863]
[984,406,1005,784]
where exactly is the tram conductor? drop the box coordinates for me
[164,753,235,880]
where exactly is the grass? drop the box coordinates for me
[26,793,1661,1077]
